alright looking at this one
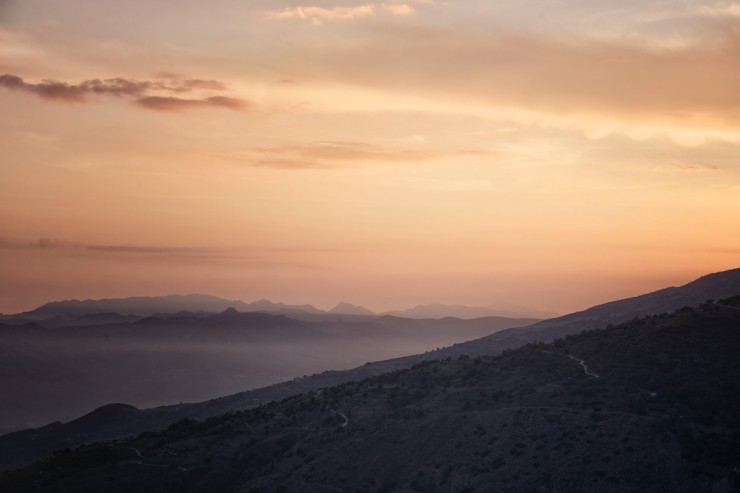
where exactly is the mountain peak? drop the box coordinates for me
[329,302,375,316]
[209,306,244,322]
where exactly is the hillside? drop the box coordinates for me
[527,268,740,334]
[2,298,738,492]
[416,267,740,360]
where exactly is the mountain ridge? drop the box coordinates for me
[5,294,326,319]
[3,295,555,321]
[328,302,375,316]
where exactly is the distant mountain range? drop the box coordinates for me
[328,302,374,316]
[1,267,737,471]
[4,294,324,320]
[3,295,554,321]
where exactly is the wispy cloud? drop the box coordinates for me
[696,3,740,18]
[0,237,330,269]
[0,237,256,263]
[673,163,718,173]
[270,19,740,138]
[0,74,248,112]
[86,244,241,262]
[86,245,212,255]
[254,159,333,170]
[247,141,498,169]
[267,3,420,24]
[382,4,416,16]
[268,5,375,24]
[261,141,436,161]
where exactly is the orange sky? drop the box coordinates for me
[1,0,739,314]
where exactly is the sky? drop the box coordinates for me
[1,0,739,314]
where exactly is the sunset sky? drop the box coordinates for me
[1,0,739,314]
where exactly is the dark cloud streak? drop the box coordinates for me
[0,238,252,264]
[86,245,212,254]
[0,74,247,112]
[0,237,76,249]
[136,95,248,112]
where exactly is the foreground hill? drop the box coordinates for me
[3,298,738,492]
[528,267,740,333]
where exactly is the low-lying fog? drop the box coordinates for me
[0,312,537,433]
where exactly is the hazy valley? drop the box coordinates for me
[0,298,538,435]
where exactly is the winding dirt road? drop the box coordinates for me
[565,354,600,378]
[539,350,599,378]
[331,409,349,427]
